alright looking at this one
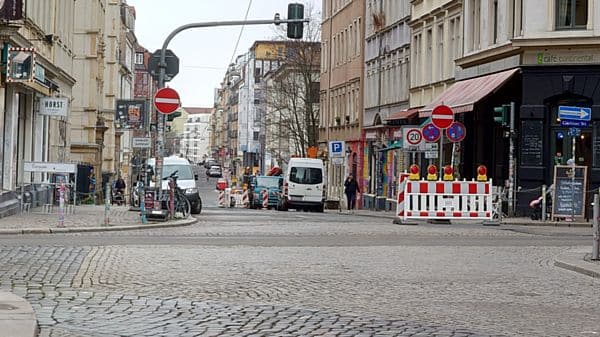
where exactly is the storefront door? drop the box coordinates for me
[551,128,592,168]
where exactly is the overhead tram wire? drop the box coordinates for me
[229,0,253,65]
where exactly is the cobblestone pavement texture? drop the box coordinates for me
[0,205,140,229]
[0,201,599,336]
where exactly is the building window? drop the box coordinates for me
[492,0,499,44]
[135,52,144,65]
[556,0,588,29]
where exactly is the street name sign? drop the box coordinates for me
[154,87,180,114]
[560,120,589,127]
[558,106,591,121]
[328,140,345,157]
[132,137,152,148]
[24,161,76,173]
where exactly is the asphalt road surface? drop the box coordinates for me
[0,176,598,337]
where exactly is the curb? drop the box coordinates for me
[0,216,197,235]
[554,250,600,279]
[0,292,38,337]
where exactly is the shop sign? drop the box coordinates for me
[365,131,377,140]
[24,161,76,173]
[524,50,599,65]
[39,97,69,117]
[6,47,35,82]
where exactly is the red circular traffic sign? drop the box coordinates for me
[154,87,180,114]
[431,105,454,129]
[406,129,423,145]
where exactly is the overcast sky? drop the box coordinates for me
[127,0,321,108]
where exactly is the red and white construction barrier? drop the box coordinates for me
[218,190,225,208]
[396,178,493,221]
[242,190,249,208]
[262,189,268,209]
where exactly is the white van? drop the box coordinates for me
[147,156,202,214]
[279,158,325,212]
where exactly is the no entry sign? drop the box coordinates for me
[431,105,454,129]
[154,87,180,114]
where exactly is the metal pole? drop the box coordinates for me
[592,193,599,260]
[155,17,309,203]
[571,138,576,222]
[58,183,65,227]
[508,102,516,217]
[104,183,110,226]
[541,184,547,222]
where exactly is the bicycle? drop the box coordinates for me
[163,170,191,218]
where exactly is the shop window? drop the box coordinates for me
[556,0,588,30]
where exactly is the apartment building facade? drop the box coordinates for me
[181,107,211,165]
[444,0,600,215]
[363,0,412,206]
[320,0,365,202]
[0,0,77,215]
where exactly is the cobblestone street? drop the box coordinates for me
[0,200,599,336]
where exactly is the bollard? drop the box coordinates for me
[58,183,65,228]
[541,184,547,222]
[593,194,599,260]
[140,183,147,224]
[104,184,110,226]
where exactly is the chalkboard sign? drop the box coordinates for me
[551,165,587,219]
[520,120,543,166]
[593,123,600,167]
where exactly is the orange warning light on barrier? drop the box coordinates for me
[443,165,454,181]
[409,164,420,180]
[427,164,438,181]
[477,165,488,181]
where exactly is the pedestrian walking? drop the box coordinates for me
[344,174,360,213]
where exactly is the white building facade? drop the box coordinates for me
[182,108,211,165]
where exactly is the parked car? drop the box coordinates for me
[207,165,222,177]
[216,178,228,191]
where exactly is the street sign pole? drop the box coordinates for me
[155,16,309,202]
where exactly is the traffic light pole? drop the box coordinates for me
[155,16,309,200]
[508,102,515,217]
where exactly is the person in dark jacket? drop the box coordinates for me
[344,174,360,213]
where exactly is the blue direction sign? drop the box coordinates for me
[422,123,441,142]
[558,106,591,121]
[568,127,582,137]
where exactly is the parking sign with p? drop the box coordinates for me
[329,141,345,157]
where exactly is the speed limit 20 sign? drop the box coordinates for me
[402,126,423,150]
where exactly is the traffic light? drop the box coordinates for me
[287,3,304,39]
[493,105,509,126]
[166,110,181,122]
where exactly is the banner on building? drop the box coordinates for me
[115,99,146,130]
[39,97,69,117]
[0,0,23,20]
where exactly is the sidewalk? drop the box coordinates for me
[0,292,38,337]
[0,205,196,235]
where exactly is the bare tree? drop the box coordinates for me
[264,2,321,164]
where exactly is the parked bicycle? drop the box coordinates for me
[163,170,191,218]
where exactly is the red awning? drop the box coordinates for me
[385,107,421,121]
[419,68,520,117]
